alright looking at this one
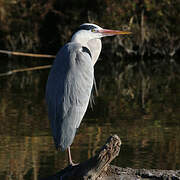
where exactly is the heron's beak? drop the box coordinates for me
[99,29,132,36]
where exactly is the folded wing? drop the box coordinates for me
[46,42,93,150]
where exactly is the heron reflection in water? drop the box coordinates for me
[46,23,131,166]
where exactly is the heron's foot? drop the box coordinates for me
[69,160,79,167]
[67,147,79,167]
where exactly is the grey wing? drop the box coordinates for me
[46,42,94,150]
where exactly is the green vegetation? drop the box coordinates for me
[0,0,180,57]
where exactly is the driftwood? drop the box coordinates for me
[42,135,180,180]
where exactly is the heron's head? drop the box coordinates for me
[71,23,131,42]
[71,23,131,65]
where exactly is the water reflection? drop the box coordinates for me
[0,57,180,180]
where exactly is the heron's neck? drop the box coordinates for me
[71,35,102,65]
[87,39,102,65]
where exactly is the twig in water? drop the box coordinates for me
[0,50,56,58]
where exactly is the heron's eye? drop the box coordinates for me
[91,28,96,32]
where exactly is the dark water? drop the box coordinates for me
[0,57,180,180]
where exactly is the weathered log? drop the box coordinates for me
[42,135,180,180]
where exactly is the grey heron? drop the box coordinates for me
[46,23,131,166]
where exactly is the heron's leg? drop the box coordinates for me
[67,146,77,166]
